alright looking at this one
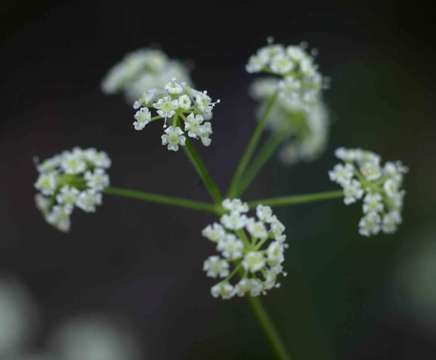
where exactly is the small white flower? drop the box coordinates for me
[56,186,80,211]
[359,212,381,237]
[266,241,285,266]
[235,279,252,297]
[211,282,234,300]
[199,122,212,146]
[133,107,151,130]
[270,53,293,74]
[161,126,186,151]
[246,219,268,240]
[178,94,192,110]
[360,161,381,181]
[383,178,400,198]
[37,155,61,173]
[85,168,110,191]
[222,198,249,213]
[343,179,364,205]
[243,251,266,273]
[202,223,226,243]
[220,212,248,230]
[203,256,229,278]
[61,153,86,175]
[35,173,57,196]
[256,205,274,223]
[328,163,354,186]
[363,193,384,214]
[270,217,286,241]
[217,235,243,260]
[46,205,71,232]
[85,149,112,168]
[165,79,184,94]
[154,96,178,119]
[382,211,402,234]
[184,113,204,139]
[247,278,264,296]
[76,190,102,213]
[35,193,51,214]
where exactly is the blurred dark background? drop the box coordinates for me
[1,1,436,359]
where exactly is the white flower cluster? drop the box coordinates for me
[329,148,407,237]
[251,77,329,165]
[202,199,288,299]
[34,148,111,232]
[246,42,325,105]
[101,48,191,103]
[132,79,220,151]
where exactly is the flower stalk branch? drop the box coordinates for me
[227,92,278,198]
[183,139,223,204]
[248,190,344,208]
[105,186,220,214]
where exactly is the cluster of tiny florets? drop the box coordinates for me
[202,199,288,300]
[101,48,191,103]
[247,41,329,165]
[246,42,326,105]
[329,148,407,236]
[132,79,220,151]
[34,148,111,232]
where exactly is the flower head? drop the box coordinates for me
[247,42,326,105]
[329,147,407,236]
[248,41,329,166]
[133,79,220,150]
[34,147,111,232]
[202,199,288,300]
[101,48,191,103]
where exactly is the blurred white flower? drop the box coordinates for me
[34,147,111,232]
[101,48,191,103]
[50,315,141,360]
[251,77,329,165]
[0,278,39,357]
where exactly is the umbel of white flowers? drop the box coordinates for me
[246,41,326,106]
[101,48,191,103]
[247,41,329,165]
[329,147,407,237]
[202,199,288,300]
[132,79,220,151]
[34,148,111,232]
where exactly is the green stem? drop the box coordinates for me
[237,132,287,195]
[183,139,222,204]
[104,186,220,214]
[248,190,344,208]
[227,92,278,198]
[249,297,292,360]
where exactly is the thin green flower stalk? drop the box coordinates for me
[183,139,222,204]
[249,297,293,360]
[248,190,344,208]
[105,187,220,214]
[237,131,288,195]
[227,91,278,198]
